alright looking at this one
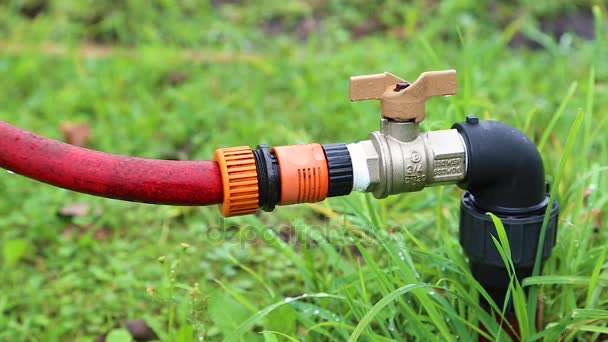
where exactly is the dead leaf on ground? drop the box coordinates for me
[96,319,159,342]
[58,203,91,217]
[349,244,362,257]
[57,203,103,218]
[124,319,159,341]
[591,208,603,232]
[277,225,296,243]
[583,187,593,206]
[165,70,188,86]
[59,122,91,147]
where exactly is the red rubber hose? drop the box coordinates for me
[0,120,223,205]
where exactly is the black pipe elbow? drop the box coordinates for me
[452,115,559,308]
[452,116,547,214]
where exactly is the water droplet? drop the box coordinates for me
[398,252,405,261]
[441,266,447,272]
[284,297,294,303]
[428,291,436,296]
[456,336,460,340]
[389,326,395,332]
[6,170,14,174]
[446,317,451,322]
[313,309,320,315]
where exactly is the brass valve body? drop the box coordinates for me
[352,120,466,198]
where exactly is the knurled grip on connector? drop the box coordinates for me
[214,146,259,217]
[322,143,353,197]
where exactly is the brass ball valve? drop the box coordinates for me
[346,69,466,198]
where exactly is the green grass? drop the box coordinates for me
[1,1,607,341]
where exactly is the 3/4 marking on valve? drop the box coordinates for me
[406,164,423,174]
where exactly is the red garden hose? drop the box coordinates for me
[0,120,344,215]
[0,120,223,205]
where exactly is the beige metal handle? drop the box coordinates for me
[349,69,457,122]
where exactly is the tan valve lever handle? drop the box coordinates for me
[349,69,457,122]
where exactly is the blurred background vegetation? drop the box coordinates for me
[1,0,607,341]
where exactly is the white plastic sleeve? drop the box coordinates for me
[346,142,371,192]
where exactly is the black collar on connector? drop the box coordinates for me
[253,144,280,212]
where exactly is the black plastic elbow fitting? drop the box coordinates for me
[453,116,547,213]
[453,116,559,308]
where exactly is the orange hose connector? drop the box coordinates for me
[272,144,329,205]
[214,146,259,216]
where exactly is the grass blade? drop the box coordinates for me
[488,213,529,340]
[536,82,577,152]
[527,108,585,333]
[225,293,343,342]
[348,284,430,342]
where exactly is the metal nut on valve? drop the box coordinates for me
[423,129,467,184]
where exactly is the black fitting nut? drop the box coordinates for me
[459,191,559,304]
[253,144,280,211]
[322,143,353,197]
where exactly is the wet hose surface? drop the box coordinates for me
[0,120,223,206]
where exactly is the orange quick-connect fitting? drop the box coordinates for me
[272,143,329,205]
[214,146,259,216]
